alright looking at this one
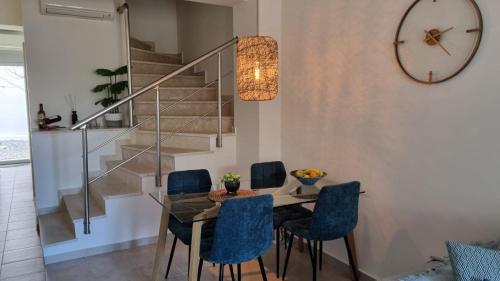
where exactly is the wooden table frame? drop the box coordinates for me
[151,187,360,281]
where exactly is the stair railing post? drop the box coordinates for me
[81,125,90,234]
[155,86,162,187]
[119,3,134,128]
[216,52,223,148]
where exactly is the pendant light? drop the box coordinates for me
[237,36,278,101]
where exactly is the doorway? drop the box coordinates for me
[0,28,30,165]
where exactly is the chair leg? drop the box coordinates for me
[219,264,224,281]
[276,228,280,278]
[165,236,178,279]
[344,236,360,281]
[312,241,318,281]
[319,241,323,271]
[237,264,241,281]
[306,240,314,266]
[257,256,268,281]
[282,234,294,280]
[188,245,192,270]
[197,259,203,281]
[229,265,236,281]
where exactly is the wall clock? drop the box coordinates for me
[394,0,483,84]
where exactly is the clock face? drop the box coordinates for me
[394,0,483,84]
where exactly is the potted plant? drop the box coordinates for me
[92,65,128,127]
[220,172,241,194]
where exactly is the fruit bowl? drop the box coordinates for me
[290,168,327,186]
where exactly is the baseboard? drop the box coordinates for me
[0,159,30,166]
[321,246,378,281]
[44,236,158,264]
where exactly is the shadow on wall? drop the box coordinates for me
[378,229,424,276]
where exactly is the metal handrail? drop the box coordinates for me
[89,97,234,185]
[117,3,134,127]
[87,71,232,155]
[71,36,238,131]
[76,3,239,235]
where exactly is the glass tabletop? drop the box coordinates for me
[149,180,322,224]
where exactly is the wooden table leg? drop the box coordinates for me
[345,232,360,280]
[297,238,305,252]
[152,204,171,281]
[188,220,203,281]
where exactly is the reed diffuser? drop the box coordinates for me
[66,94,77,125]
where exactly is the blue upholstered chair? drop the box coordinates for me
[165,169,214,280]
[251,161,313,278]
[282,181,361,281]
[197,195,274,281]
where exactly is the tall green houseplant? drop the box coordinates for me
[92,65,128,113]
[92,65,128,127]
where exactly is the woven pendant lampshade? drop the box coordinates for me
[237,36,278,101]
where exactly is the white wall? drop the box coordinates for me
[176,0,233,94]
[32,129,131,210]
[232,0,282,179]
[128,0,179,54]
[0,0,22,27]
[257,0,282,162]
[282,0,500,278]
[232,0,260,179]
[22,0,126,129]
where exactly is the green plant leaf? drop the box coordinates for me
[100,97,117,108]
[114,65,128,75]
[110,81,128,95]
[95,68,114,76]
[92,83,111,93]
[94,98,106,106]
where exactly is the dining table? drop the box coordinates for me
[149,179,360,281]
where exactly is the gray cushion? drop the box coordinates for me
[397,238,500,281]
[447,241,500,281]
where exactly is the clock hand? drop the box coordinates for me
[425,30,451,56]
[423,27,454,42]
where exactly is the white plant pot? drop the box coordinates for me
[104,112,123,128]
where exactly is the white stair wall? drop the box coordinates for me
[41,135,237,263]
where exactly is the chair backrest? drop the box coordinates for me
[167,169,212,195]
[309,181,360,241]
[250,161,287,189]
[209,195,273,265]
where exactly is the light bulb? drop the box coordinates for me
[254,61,260,81]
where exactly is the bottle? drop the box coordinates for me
[37,104,46,129]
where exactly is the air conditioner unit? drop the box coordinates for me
[40,0,115,21]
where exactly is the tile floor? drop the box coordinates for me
[0,164,46,281]
[0,164,363,281]
[46,237,357,281]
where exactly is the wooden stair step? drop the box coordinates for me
[63,193,106,222]
[121,144,209,156]
[131,48,182,64]
[90,176,143,201]
[131,60,200,76]
[132,74,205,88]
[130,37,154,51]
[106,160,171,177]
[133,87,218,102]
[38,212,76,246]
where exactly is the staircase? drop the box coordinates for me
[38,37,236,263]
